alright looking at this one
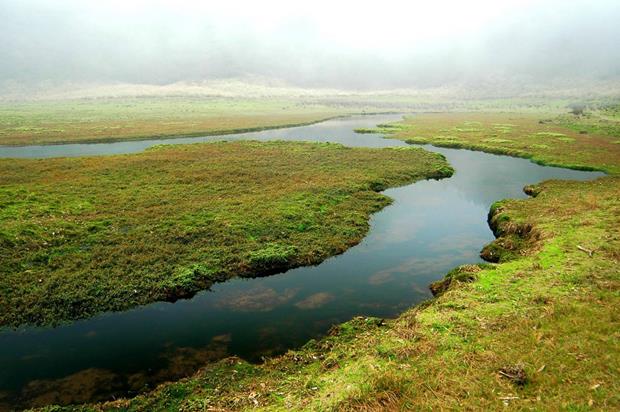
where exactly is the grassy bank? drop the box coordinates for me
[56,176,618,411]
[375,110,620,174]
[0,141,452,327]
[0,98,346,145]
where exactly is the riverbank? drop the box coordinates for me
[60,179,618,412]
[0,141,451,328]
[53,110,619,411]
[0,98,347,146]
[381,111,620,174]
[0,116,345,147]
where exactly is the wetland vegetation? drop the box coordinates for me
[0,104,617,411]
[2,1,619,410]
[369,107,620,174]
[0,140,451,327]
[0,98,343,146]
[83,176,618,412]
[41,107,616,412]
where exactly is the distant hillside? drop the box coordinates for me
[1,77,619,102]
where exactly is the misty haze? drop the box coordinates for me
[0,1,618,411]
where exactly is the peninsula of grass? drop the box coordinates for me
[0,98,345,145]
[0,141,452,327]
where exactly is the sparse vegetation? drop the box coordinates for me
[568,102,586,116]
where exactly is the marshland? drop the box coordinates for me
[1,1,619,411]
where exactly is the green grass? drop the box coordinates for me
[2,96,614,146]
[0,141,452,327]
[554,104,620,139]
[373,111,620,174]
[0,98,346,145]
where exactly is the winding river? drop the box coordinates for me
[0,114,604,409]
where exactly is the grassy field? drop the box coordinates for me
[43,109,619,411]
[0,141,452,327]
[555,103,620,138]
[0,98,345,145]
[1,95,611,146]
[374,109,620,174]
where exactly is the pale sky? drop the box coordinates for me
[1,0,619,89]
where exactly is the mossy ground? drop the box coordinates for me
[0,141,451,327]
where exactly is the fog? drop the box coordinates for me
[1,0,619,92]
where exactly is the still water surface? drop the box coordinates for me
[0,115,604,408]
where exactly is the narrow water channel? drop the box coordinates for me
[0,115,604,409]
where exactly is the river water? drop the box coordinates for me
[0,114,604,409]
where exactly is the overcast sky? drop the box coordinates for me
[1,0,619,89]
